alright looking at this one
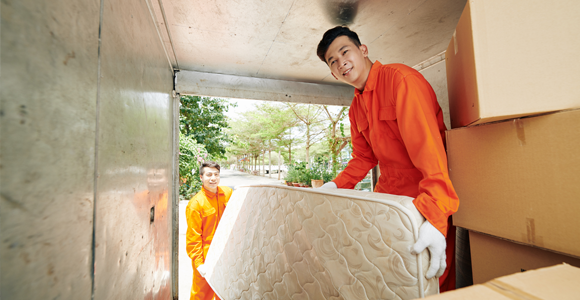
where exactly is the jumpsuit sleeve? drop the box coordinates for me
[332,107,378,189]
[185,202,205,269]
[395,74,459,237]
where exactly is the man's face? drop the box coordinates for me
[200,167,220,192]
[324,35,369,89]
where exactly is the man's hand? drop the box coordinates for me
[318,182,337,189]
[197,264,208,278]
[411,221,446,279]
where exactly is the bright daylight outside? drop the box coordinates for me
[177,95,373,299]
[178,95,373,200]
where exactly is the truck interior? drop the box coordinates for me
[2,0,466,299]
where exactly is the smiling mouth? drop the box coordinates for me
[342,67,353,76]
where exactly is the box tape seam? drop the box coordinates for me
[485,280,543,300]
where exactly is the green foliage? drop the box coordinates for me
[285,162,309,184]
[179,133,209,200]
[227,102,296,166]
[322,170,334,183]
[298,169,313,186]
[180,95,235,158]
[285,159,335,185]
[286,103,326,165]
[284,162,301,183]
[324,106,350,177]
[311,156,335,183]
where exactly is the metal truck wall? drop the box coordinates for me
[1,0,175,299]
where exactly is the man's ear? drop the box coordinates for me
[360,44,369,58]
[331,72,338,80]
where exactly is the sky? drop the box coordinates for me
[224,97,348,120]
[225,98,264,119]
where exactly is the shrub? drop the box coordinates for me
[284,162,301,183]
[311,156,335,183]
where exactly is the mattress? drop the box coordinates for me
[204,185,439,299]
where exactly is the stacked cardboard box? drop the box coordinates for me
[445,0,580,285]
[468,232,580,284]
[423,264,580,299]
[446,109,580,282]
[446,0,580,128]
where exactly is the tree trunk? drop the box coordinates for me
[278,149,282,180]
[305,126,311,168]
[332,152,338,176]
[268,146,272,178]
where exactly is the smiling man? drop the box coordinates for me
[316,26,459,292]
[185,161,233,300]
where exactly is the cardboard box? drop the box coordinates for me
[445,0,580,128]
[422,263,580,300]
[446,109,580,257]
[469,231,580,284]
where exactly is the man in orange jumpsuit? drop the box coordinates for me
[186,161,233,300]
[316,26,459,292]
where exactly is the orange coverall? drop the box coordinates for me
[186,186,233,300]
[333,62,459,291]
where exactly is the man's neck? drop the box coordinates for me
[354,58,374,91]
[204,186,218,194]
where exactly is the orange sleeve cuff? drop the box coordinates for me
[413,194,451,237]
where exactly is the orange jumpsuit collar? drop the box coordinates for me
[200,186,224,198]
[356,60,383,94]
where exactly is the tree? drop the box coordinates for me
[322,105,351,176]
[251,103,297,178]
[286,103,326,167]
[179,95,235,158]
[227,109,265,172]
[227,102,296,178]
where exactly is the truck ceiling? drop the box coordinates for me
[151,0,466,104]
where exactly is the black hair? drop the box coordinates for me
[199,161,220,176]
[316,26,362,63]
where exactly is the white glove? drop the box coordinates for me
[197,264,208,278]
[319,182,337,189]
[411,221,447,279]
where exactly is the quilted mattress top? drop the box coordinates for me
[204,185,439,299]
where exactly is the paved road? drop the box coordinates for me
[178,169,285,299]
[218,168,286,189]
